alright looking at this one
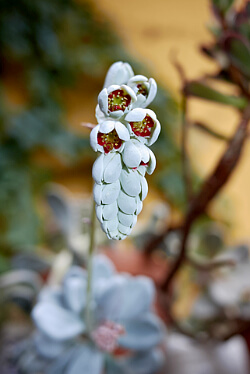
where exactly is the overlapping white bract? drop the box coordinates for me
[90,61,160,240]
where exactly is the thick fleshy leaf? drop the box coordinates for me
[102,219,119,233]
[93,183,102,205]
[66,345,104,374]
[104,153,122,183]
[124,349,164,374]
[118,223,132,236]
[92,255,116,284]
[118,211,135,227]
[47,347,77,374]
[32,302,85,341]
[34,333,68,359]
[38,286,62,305]
[95,205,103,222]
[119,276,155,320]
[122,141,141,168]
[136,198,143,214]
[102,180,120,204]
[92,154,104,184]
[118,190,137,214]
[120,169,141,197]
[63,266,87,314]
[95,275,126,320]
[140,176,148,201]
[102,201,118,220]
[118,313,164,350]
[104,61,134,88]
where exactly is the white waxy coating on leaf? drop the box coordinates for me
[103,153,122,183]
[148,119,161,146]
[120,169,141,197]
[95,205,103,222]
[118,190,137,214]
[122,141,141,168]
[140,175,148,201]
[102,201,118,220]
[92,154,104,184]
[136,198,143,215]
[93,183,102,205]
[118,210,135,227]
[118,223,132,236]
[102,180,120,205]
[102,219,118,233]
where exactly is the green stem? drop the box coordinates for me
[85,198,96,333]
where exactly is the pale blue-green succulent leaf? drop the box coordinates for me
[147,149,156,175]
[104,153,122,183]
[120,169,141,197]
[93,183,102,205]
[102,201,118,220]
[140,175,148,201]
[122,141,141,168]
[34,333,70,359]
[95,205,103,222]
[118,211,135,227]
[92,154,104,184]
[63,266,87,314]
[118,276,155,320]
[118,190,137,214]
[102,180,120,204]
[115,121,130,141]
[118,313,164,350]
[124,348,165,374]
[32,302,85,341]
[102,219,119,233]
[66,345,104,374]
[92,254,116,283]
[118,223,132,236]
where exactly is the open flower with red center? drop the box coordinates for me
[128,75,157,108]
[125,108,161,146]
[90,120,130,154]
[98,84,137,119]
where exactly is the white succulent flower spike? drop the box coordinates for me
[91,62,160,240]
[103,61,134,88]
[125,108,161,146]
[90,120,130,154]
[128,75,157,108]
[98,84,137,119]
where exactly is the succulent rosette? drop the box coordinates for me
[127,75,157,108]
[91,61,160,240]
[30,255,165,374]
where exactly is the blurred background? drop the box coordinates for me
[1,0,250,372]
